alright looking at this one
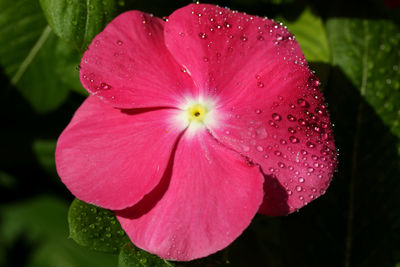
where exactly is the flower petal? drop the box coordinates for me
[210,69,337,216]
[80,11,195,109]
[164,4,303,103]
[115,131,264,261]
[56,96,185,210]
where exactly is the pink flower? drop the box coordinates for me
[56,3,337,261]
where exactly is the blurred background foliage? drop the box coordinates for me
[0,0,399,266]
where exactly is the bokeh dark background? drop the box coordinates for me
[1,0,399,266]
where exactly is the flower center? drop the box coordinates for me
[174,97,218,136]
[187,104,208,123]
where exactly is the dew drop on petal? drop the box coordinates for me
[289,136,300,144]
[100,83,111,90]
[241,144,250,152]
[272,113,282,121]
[254,108,262,114]
[256,145,264,152]
[296,185,303,192]
[199,32,207,39]
[278,162,285,168]
[257,81,264,88]
[306,141,316,148]
[298,177,305,183]
[287,114,296,121]
[116,40,123,46]
[297,98,310,108]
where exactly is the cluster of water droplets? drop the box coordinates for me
[220,72,337,211]
[72,203,127,253]
[178,5,307,100]
[80,13,163,103]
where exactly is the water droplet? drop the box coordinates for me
[274,150,282,156]
[288,127,296,134]
[256,146,264,152]
[287,114,296,121]
[116,40,123,46]
[241,144,250,152]
[224,22,231,28]
[278,162,285,168]
[257,35,264,41]
[100,82,111,90]
[298,177,305,183]
[296,186,302,192]
[241,35,248,42]
[289,136,300,144]
[321,133,329,140]
[297,98,310,108]
[257,81,264,88]
[255,126,268,139]
[272,113,282,121]
[298,119,307,126]
[287,190,293,195]
[306,141,316,148]
[203,56,209,62]
[199,32,207,39]
[254,108,262,114]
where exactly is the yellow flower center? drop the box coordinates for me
[173,97,218,137]
[187,104,208,123]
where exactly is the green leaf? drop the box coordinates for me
[118,242,173,267]
[327,19,400,139]
[279,7,330,63]
[0,0,83,113]
[32,139,57,175]
[39,0,121,51]
[0,196,117,267]
[0,171,16,189]
[68,198,129,253]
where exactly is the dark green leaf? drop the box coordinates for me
[68,198,129,253]
[32,139,57,175]
[0,171,16,189]
[0,196,117,267]
[0,0,83,113]
[327,19,400,140]
[279,7,330,63]
[118,242,173,267]
[39,0,121,51]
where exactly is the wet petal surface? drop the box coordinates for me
[80,11,195,109]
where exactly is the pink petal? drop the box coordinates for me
[211,70,337,216]
[80,11,196,109]
[55,96,185,210]
[164,4,303,103]
[115,130,264,261]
